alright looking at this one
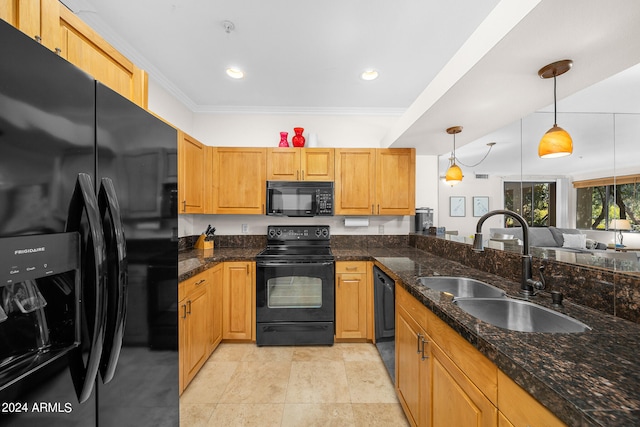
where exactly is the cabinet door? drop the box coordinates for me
[334,148,376,215]
[301,148,334,181]
[396,305,430,427]
[335,263,368,340]
[185,284,209,385]
[179,269,212,393]
[223,262,255,340]
[58,5,147,107]
[209,264,224,354]
[212,148,266,214]
[431,343,497,427]
[178,296,187,394]
[178,131,205,213]
[1,0,60,51]
[497,371,566,427]
[376,148,415,215]
[266,148,300,180]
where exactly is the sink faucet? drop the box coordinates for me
[473,209,544,298]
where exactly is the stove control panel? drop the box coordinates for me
[267,225,330,242]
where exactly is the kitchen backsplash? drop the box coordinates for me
[179,234,267,251]
[411,233,640,324]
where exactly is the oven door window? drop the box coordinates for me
[267,276,322,308]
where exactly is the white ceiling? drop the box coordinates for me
[61,0,499,114]
[61,0,640,178]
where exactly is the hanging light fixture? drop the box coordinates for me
[445,126,463,186]
[538,59,573,158]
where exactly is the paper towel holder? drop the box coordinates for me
[344,217,370,227]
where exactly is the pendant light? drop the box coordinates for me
[538,60,573,158]
[445,126,463,186]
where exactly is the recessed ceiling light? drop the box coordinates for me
[226,67,244,79]
[361,69,379,81]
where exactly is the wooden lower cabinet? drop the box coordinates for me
[335,261,371,340]
[431,343,497,427]
[208,263,223,354]
[179,269,212,393]
[497,371,566,427]
[396,299,430,427]
[396,284,567,427]
[222,261,255,341]
[178,263,226,394]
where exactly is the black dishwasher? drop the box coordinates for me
[374,266,395,382]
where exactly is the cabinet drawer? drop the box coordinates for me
[336,261,368,274]
[179,269,210,301]
[396,284,427,330]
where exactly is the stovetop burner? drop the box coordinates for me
[257,225,333,262]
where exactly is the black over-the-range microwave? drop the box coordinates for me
[266,181,334,217]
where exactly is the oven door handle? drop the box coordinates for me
[257,261,334,267]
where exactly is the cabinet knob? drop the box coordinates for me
[187,300,192,315]
[302,170,305,180]
[345,266,358,271]
[195,279,206,286]
[181,304,187,319]
[182,200,186,212]
[55,47,62,56]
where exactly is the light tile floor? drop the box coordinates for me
[180,343,410,426]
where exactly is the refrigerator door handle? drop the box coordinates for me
[98,177,128,384]
[65,173,108,404]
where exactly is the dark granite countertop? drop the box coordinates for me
[334,246,640,427]
[178,247,263,282]
[178,245,640,426]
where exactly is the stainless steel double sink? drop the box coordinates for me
[418,277,590,333]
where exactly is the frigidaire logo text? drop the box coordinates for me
[14,247,46,255]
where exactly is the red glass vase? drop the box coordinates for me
[292,127,305,147]
[278,131,289,147]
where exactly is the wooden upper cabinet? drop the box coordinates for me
[376,148,415,215]
[334,148,376,215]
[57,5,147,107]
[1,0,60,52]
[266,148,334,181]
[211,147,266,214]
[266,148,300,181]
[178,131,206,214]
[301,148,334,181]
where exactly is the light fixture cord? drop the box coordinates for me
[452,133,456,160]
[455,144,495,168]
[553,74,557,126]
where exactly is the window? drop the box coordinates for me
[574,175,639,230]
[504,181,556,227]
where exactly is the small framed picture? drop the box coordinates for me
[449,196,466,217]
[473,196,489,217]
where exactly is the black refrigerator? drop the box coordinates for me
[0,19,179,426]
